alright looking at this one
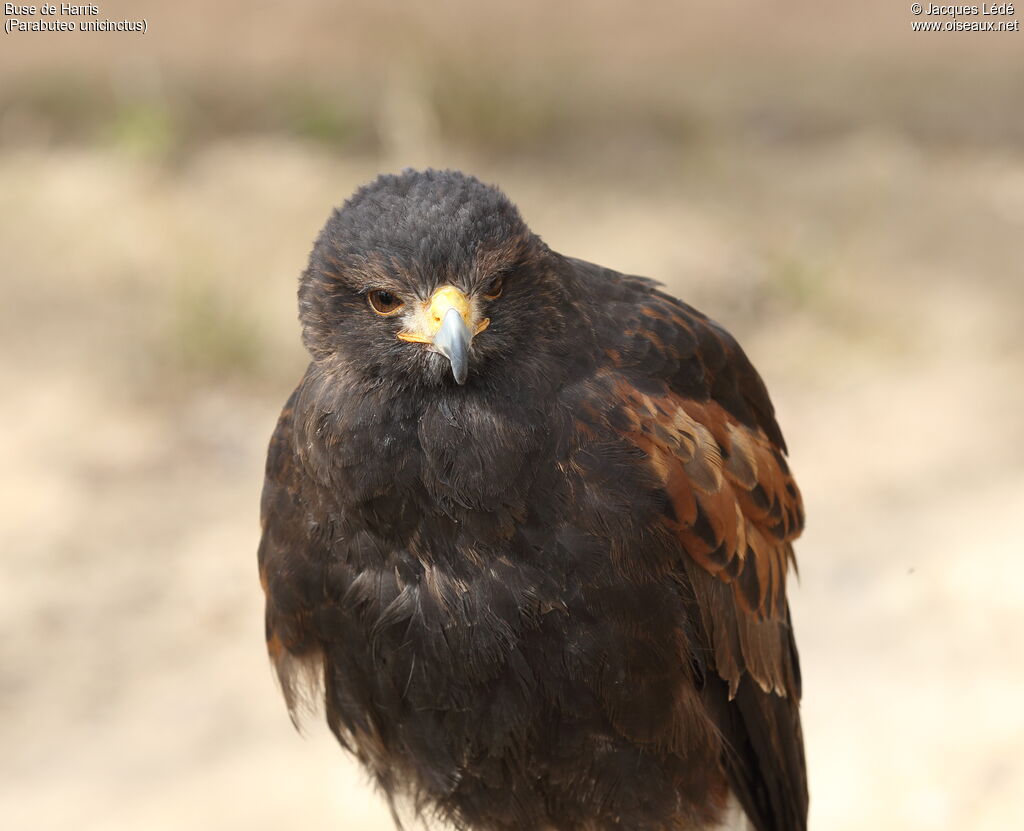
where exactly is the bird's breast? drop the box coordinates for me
[412,395,558,518]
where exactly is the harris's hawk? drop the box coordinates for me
[258,170,807,831]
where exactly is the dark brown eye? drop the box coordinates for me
[482,274,504,300]
[367,289,403,316]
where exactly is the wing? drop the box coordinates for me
[257,383,329,721]
[571,258,808,831]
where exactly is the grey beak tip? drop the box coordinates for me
[434,308,471,386]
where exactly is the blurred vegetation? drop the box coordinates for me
[163,272,267,382]
[103,101,178,159]
[3,61,1024,162]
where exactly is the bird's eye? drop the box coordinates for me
[367,289,404,316]
[482,275,504,300]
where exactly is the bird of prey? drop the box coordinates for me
[258,170,807,831]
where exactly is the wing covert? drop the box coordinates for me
[579,270,808,831]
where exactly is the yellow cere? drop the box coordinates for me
[397,285,489,343]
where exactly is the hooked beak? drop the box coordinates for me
[397,285,489,385]
[433,307,471,385]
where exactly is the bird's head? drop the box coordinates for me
[299,169,569,393]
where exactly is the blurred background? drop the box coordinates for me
[2,1,1022,829]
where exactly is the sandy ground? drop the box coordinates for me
[1,132,1022,831]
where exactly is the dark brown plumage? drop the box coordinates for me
[258,170,807,830]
